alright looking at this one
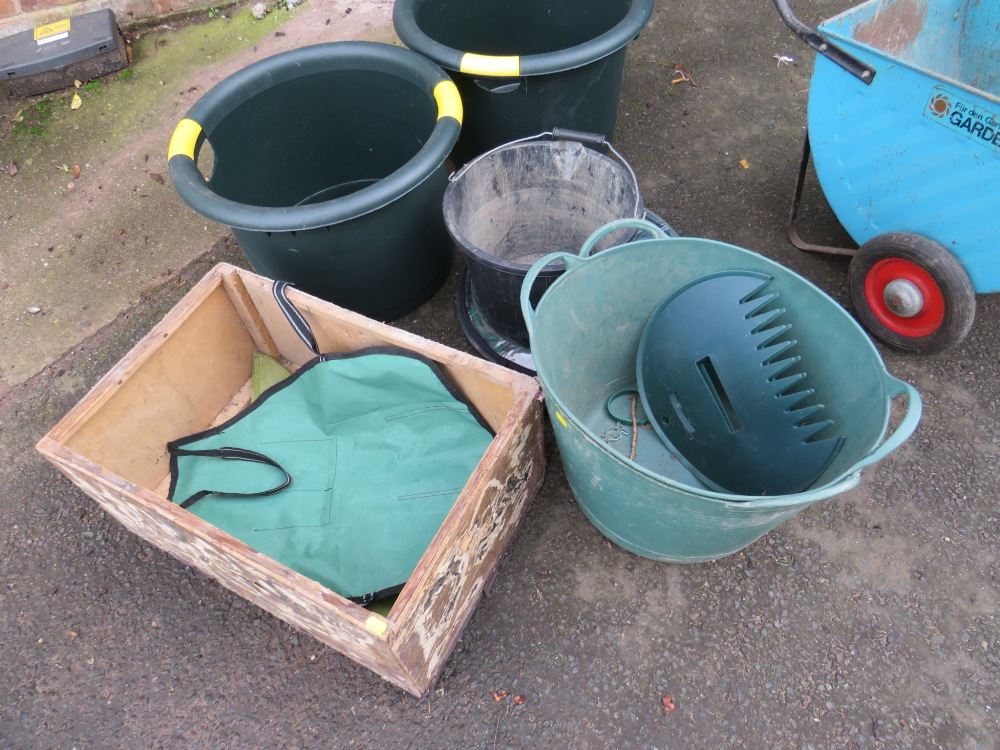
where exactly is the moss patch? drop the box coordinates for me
[1,7,297,174]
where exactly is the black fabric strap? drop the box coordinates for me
[171,447,293,509]
[273,280,319,355]
[351,583,406,607]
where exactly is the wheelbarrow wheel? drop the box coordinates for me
[848,233,975,354]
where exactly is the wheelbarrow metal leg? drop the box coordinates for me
[787,133,858,257]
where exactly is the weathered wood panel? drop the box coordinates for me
[38,440,416,691]
[389,389,546,694]
[35,263,547,698]
[62,279,256,491]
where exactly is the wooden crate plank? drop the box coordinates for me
[388,387,546,695]
[36,263,547,698]
[221,267,281,358]
[43,267,227,445]
[62,284,257,491]
[38,441,419,694]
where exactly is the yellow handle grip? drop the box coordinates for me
[459,53,521,78]
[168,118,203,161]
[433,80,463,124]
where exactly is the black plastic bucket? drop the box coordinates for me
[444,130,646,347]
[393,0,654,164]
[168,42,462,320]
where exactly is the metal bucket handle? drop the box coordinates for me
[449,129,645,226]
[772,0,876,84]
[520,218,668,339]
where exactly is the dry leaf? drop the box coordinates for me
[513,695,526,705]
[662,696,676,714]
[72,165,81,178]
[7,162,17,177]
[70,93,82,110]
[74,79,82,88]
[739,159,750,169]
[492,690,508,702]
[67,182,75,190]
[670,64,697,87]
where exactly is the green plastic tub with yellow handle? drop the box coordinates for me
[168,42,462,320]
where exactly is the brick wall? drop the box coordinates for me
[20,0,77,14]
[0,0,20,21]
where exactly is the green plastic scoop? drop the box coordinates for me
[637,271,845,496]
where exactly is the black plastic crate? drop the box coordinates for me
[1,9,127,98]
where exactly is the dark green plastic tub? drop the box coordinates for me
[393,0,653,163]
[168,42,462,320]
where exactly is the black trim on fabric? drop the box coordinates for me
[269,281,493,434]
[167,345,496,505]
[352,582,406,607]
[169,447,293,508]
[318,346,497,436]
[273,280,319,354]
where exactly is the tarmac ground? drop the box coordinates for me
[2,1,999,748]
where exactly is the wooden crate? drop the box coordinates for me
[36,263,546,697]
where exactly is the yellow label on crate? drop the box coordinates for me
[34,19,71,43]
[364,614,388,636]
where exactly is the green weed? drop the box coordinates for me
[12,98,57,137]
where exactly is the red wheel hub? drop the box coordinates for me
[865,258,945,337]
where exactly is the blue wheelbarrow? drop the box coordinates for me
[774,0,1000,353]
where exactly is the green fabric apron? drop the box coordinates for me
[168,283,494,604]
